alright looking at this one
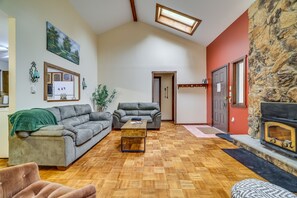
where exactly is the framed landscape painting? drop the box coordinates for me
[46,22,80,65]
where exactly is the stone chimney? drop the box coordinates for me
[248,0,297,137]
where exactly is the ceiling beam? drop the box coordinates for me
[130,0,137,22]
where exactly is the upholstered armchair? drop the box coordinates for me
[0,162,96,198]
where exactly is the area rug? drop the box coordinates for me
[216,133,233,142]
[223,148,297,192]
[183,125,220,138]
[197,127,221,134]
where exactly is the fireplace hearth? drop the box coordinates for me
[261,102,297,158]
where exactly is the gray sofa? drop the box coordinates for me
[113,102,161,129]
[9,104,112,168]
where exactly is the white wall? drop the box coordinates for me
[0,0,98,110]
[98,22,207,123]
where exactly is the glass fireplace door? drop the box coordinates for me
[264,122,296,152]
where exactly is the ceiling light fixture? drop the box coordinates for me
[155,4,201,35]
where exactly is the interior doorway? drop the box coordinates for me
[212,65,228,132]
[152,71,177,123]
[0,10,9,102]
[0,9,16,158]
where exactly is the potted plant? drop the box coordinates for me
[92,84,116,112]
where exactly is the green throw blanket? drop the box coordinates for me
[9,108,58,136]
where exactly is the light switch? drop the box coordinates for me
[31,84,36,94]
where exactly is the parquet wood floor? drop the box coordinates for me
[0,122,263,197]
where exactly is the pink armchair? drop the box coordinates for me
[0,162,96,198]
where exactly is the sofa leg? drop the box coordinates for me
[57,166,68,171]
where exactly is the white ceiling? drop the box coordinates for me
[0,10,8,62]
[69,0,255,46]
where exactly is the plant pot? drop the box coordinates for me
[97,106,105,112]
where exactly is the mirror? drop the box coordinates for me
[44,62,80,102]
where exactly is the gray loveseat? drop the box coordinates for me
[9,104,112,168]
[113,102,161,129]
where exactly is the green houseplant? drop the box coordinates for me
[92,84,116,112]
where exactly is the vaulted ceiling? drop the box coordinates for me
[69,0,255,46]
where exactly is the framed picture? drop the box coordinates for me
[47,73,52,84]
[63,73,73,81]
[46,21,80,65]
[52,72,62,81]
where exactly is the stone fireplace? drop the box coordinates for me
[261,102,297,158]
[248,0,297,137]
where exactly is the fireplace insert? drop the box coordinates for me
[261,102,297,158]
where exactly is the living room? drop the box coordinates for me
[0,0,297,197]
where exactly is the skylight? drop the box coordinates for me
[155,4,201,35]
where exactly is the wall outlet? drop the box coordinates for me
[231,117,235,122]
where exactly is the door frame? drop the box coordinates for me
[152,71,177,124]
[153,76,161,110]
[211,64,229,132]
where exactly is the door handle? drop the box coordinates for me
[164,87,169,99]
[166,86,168,99]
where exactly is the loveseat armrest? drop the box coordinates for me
[90,112,112,121]
[151,109,161,118]
[113,109,126,118]
[59,184,96,198]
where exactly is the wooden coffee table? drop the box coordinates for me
[121,120,147,152]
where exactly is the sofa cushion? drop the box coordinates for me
[139,102,160,110]
[75,129,93,146]
[118,103,139,110]
[76,122,103,136]
[61,117,81,127]
[46,107,61,122]
[139,110,152,116]
[58,105,76,120]
[77,114,90,124]
[74,104,92,116]
[125,110,139,116]
[97,121,110,130]
[120,116,153,123]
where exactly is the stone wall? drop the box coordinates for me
[248,0,297,137]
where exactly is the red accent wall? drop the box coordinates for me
[206,11,249,134]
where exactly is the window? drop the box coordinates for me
[232,56,246,107]
[155,4,201,35]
